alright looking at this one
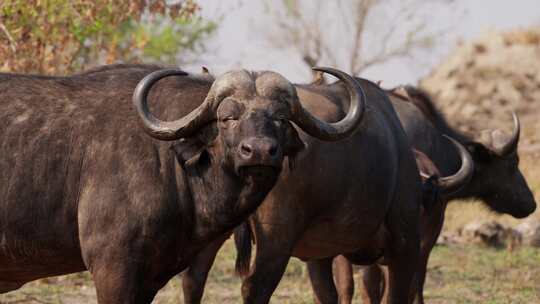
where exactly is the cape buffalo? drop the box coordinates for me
[327,86,537,304]
[178,75,476,304]
[244,136,472,304]
[182,73,536,304]
[330,144,450,304]
[0,64,365,303]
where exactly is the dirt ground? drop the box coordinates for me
[0,240,539,303]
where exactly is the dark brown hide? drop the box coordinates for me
[350,148,445,304]
[331,142,469,304]
[180,82,528,304]
[396,87,533,217]
[0,64,363,303]
[181,78,425,304]
[334,86,536,304]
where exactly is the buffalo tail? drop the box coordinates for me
[234,221,253,277]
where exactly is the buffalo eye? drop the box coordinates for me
[219,115,239,130]
[217,98,244,123]
[270,115,287,129]
[270,108,289,125]
[221,116,238,122]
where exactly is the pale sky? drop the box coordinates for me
[187,0,540,86]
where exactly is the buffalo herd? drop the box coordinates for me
[0,63,536,303]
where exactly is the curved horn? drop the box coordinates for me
[493,112,520,156]
[436,135,474,193]
[291,67,366,141]
[133,69,215,141]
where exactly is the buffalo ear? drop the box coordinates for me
[172,138,211,169]
[284,122,306,170]
[465,142,492,163]
[172,123,217,169]
[421,175,441,214]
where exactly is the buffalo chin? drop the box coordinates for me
[507,204,536,219]
[238,165,280,183]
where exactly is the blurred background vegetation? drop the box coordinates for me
[0,0,216,74]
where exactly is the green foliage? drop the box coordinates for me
[0,0,215,74]
[116,14,217,65]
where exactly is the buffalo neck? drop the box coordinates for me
[181,147,276,246]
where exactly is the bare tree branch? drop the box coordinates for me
[0,22,17,53]
[350,0,377,74]
[356,23,435,73]
[261,0,452,79]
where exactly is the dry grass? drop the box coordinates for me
[1,157,539,303]
[1,240,538,303]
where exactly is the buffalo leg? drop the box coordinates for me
[240,224,295,304]
[92,261,159,304]
[359,265,385,304]
[182,234,229,304]
[411,253,429,304]
[241,252,290,303]
[384,227,420,304]
[413,206,446,304]
[385,245,418,304]
[307,257,338,304]
[333,255,355,304]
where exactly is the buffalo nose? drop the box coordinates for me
[239,142,254,159]
[238,138,280,162]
